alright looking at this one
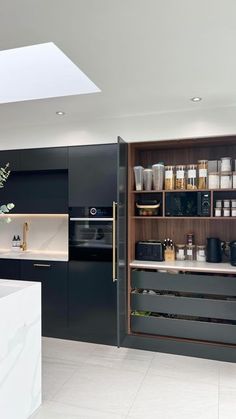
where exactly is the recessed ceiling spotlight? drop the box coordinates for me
[191,97,202,102]
[56,111,65,116]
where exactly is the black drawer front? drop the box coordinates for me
[132,270,236,296]
[20,260,66,280]
[0,259,20,279]
[131,293,236,321]
[131,315,236,345]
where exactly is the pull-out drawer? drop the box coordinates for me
[132,269,236,296]
[131,293,236,321]
[131,315,236,345]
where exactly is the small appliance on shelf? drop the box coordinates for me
[136,199,160,216]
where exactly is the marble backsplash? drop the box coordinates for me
[0,214,68,253]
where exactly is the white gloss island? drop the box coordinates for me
[0,279,41,419]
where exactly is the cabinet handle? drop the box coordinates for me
[33,263,51,268]
[112,201,117,282]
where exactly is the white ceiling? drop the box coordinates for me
[0,0,236,148]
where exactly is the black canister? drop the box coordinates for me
[206,237,222,263]
[229,241,236,266]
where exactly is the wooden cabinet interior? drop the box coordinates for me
[127,136,236,344]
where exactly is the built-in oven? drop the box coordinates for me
[69,206,116,265]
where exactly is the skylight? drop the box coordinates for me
[0,42,101,103]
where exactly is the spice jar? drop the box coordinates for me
[231,199,236,208]
[208,172,219,189]
[223,207,230,217]
[186,233,194,245]
[220,171,232,189]
[187,164,197,189]
[164,166,175,190]
[198,160,208,189]
[215,207,221,217]
[176,244,185,261]
[231,208,236,217]
[233,172,236,189]
[186,244,195,261]
[196,245,206,262]
[221,157,232,172]
[216,200,222,208]
[175,165,186,190]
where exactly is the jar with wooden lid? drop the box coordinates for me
[198,160,208,189]
[208,172,219,189]
[186,244,195,261]
[175,165,186,190]
[176,244,185,261]
[187,164,197,189]
[164,165,175,190]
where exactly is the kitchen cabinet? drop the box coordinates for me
[68,144,117,206]
[68,261,117,345]
[20,260,68,336]
[0,259,20,279]
[19,147,68,171]
[0,150,20,172]
[0,170,68,213]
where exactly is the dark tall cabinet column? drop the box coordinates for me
[69,144,117,206]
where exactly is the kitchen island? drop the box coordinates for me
[0,279,41,419]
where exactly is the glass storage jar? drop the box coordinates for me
[196,245,206,262]
[208,172,219,189]
[231,208,236,217]
[186,244,195,261]
[221,157,232,172]
[223,207,230,217]
[187,164,197,189]
[220,171,232,189]
[223,199,230,208]
[231,199,236,208]
[175,165,186,189]
[176,244,185,261]
[233,172,236,189]
[215,207,222,217]
[198,160,208,189]
[164,165,175,190]
[216,200,222,208]
[152,163,164,190]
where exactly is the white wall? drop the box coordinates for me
[1,105,236,150]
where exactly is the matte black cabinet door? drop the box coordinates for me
[0,171,68,214]
[0,259,20,279]
[68,261,117,345]
[0,150,20,172]
[69,144,117,206]
[20,260,68,336]
[19,147,68,171]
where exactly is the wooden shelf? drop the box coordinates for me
[132,189,236,193]
[132,216,236,220]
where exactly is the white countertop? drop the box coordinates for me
[0,249,68,262]
[130,260,236,274]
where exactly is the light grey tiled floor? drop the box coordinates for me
[31,337,236,418]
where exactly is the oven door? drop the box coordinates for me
[69,218,113,261]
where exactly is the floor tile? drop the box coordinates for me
[53,362,145,416]
[148,352,219,384]
[31,400,126,419]
[127,373,218,419]
[87,345,154,373]
[219,361,236,388]
[42,337,97,364]
[42,357,78,401]
[219,386,236,419]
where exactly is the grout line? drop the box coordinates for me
[125,353,155,418]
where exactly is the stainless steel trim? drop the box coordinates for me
[33,263,51,268]
[112,201,117,282]
[70,217,113,221]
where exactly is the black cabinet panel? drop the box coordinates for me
[0,150,20,172]
[21,260,68,335]
[19,147,68,171]
[0,259,20,279]
[69,144,117,206]
[68,261,117,345]
[0,171,68,213]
